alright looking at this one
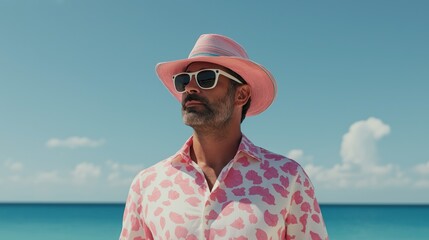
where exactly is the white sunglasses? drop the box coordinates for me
[172,69,243,93]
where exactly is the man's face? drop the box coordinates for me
[181,62,237,129]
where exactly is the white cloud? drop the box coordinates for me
[287,149,303,161]
[4,160,23,172]
[106,160,144,173]
[414,161,429,175]
[71,162,101,184]
[304,163,353,188]
[287,149,314,164]
[414,179,429,188]
[106,160,143,186]
[34,171,62,184]
[305,162,410,189]
[303,117,414,189]
[8,175,22,183]
[46,137,105,149]
[1,158,142,188]
[340,117,390,167]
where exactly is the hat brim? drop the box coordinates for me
[155,56,277,116]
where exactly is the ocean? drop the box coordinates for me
[0,203,428,239]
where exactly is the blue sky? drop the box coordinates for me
[0,0,428,203]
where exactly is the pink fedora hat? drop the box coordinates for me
[155,34,277,116]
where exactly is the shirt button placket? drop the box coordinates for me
[202,195,213,239]
[191,161,211,239]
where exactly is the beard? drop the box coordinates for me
[181,85,235,130]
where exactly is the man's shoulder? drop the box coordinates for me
[133,156,175,180]
[242,136,298,163]
[252,145,286,161]
[253,145,304,171]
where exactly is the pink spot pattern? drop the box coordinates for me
[120,135,328,239]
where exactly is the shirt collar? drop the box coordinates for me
[170,134,262,164]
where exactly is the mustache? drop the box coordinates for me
[182,94,209,107]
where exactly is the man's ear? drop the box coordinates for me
[236,85,251,106]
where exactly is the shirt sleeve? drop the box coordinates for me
[119,173,153,240]
[285,165,329,240]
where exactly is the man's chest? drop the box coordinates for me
[140,165,290,239]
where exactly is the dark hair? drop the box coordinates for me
[227,70,251,123]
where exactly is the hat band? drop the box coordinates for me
[189,52,220,58]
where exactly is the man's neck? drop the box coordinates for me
[190,125,242,177]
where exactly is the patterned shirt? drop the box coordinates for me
[120,135,328,240]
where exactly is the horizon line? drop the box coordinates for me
[1,201,428,206]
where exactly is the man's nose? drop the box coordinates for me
[184,76,200,94]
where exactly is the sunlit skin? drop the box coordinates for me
[181,62,251,190]
[181,71,235,130]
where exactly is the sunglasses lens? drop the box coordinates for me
[196,70,217,89]
[174,74,190,92]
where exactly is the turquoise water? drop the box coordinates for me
[0,203,123,239]
[0,203,428,239]
[322,204,429,239]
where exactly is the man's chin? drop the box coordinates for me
[182,112,207,126]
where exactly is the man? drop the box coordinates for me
[120,34,328,240]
